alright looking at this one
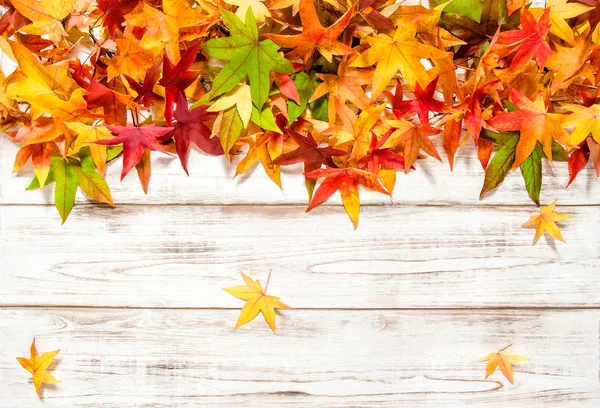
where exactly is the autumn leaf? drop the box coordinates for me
[17,338,60,398]
[305,167,390,229]
[386,119,442,172]
[264,0,355,65]
[11,0,76,43]
[159,42,202,126]
[487,88,569,169]
[95,124,174,182]
[168,94,223,175]
[202,8,293,110]
[273,127,348,198]
[496,8,553,73]
[479,344,529,384]
[350,17,447,100]
[561,103,600,146]
[223,270,291,333]
[522,200,573,243]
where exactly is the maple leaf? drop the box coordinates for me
[305,167,390,229]
[522,200,573,243]
[496,8,553,73]
[223,0,271,23]
[6,39,77,98]
[350,17,447,100]
[561,103,600,146]
[94,0,140,36]
[273,127,347,197]
[539,0,594,46]
[124,0,212,63]
[159,42,202,126]
[169,94,223,175]
[106,36,158,83]
[386,119,442,172]
[394,77,445,124]
[17,338,60,398]
[309,57,373,125]
[11,0,76,43]
[202,8,293,111]
[95,124,173,181]
[64,122,114,177]
[479,344,529,384]
[223,270,291,333]
[358,131,406,174]
[123,62,164,107]
[567,138,600,186]
[487,88,569,169]
[264,0,356,65]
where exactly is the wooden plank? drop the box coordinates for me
[2,137,599,206]
[2,204,598,308]
[1,308,598,407]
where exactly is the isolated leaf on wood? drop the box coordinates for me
[479,344,529,384]
[522,200,573,243]
[224,270,291,333]
[17,338,60,398]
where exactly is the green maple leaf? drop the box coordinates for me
[201,8,294,110]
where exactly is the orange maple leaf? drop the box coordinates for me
[522,200,573,243]
[487,88,569,169]
[264,0,356,65]
[479,344,530,384]
[17,338,61,398]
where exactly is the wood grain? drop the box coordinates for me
[1,309,598,407]
[2,138,599,206]
[2,204,598,309]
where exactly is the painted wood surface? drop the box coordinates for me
[1,309,599,407]
[1,205,599,309]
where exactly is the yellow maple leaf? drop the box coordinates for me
[223,270,291,333]
[16,338,61,398]
[532,0,593,46]
[522,200,573,243]
[561,103,600,145]
[65,122,114,177]
[479,344,530,384]
[124,0,213,63]
[350,18,447,100]
[223,0,271,24]
[11,0,77,43]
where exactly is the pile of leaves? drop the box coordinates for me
[1,0,599,227]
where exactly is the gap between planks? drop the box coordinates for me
[2,306,600,311]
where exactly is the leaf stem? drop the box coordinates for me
[264,268,272,294]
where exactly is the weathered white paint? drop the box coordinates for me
[0,309,599,407]
[1,205,599,309]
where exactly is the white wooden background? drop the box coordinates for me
[2,0,600,404]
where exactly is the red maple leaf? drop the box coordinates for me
[95,124,173,180]
[497,8,552,73]
[304,166,389,229]
[272,127,348,174]
[159,42,201,125]
[167,94,223,175]
[394,77,445,124]
[358,131,406,173]
[124,62,164,108]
